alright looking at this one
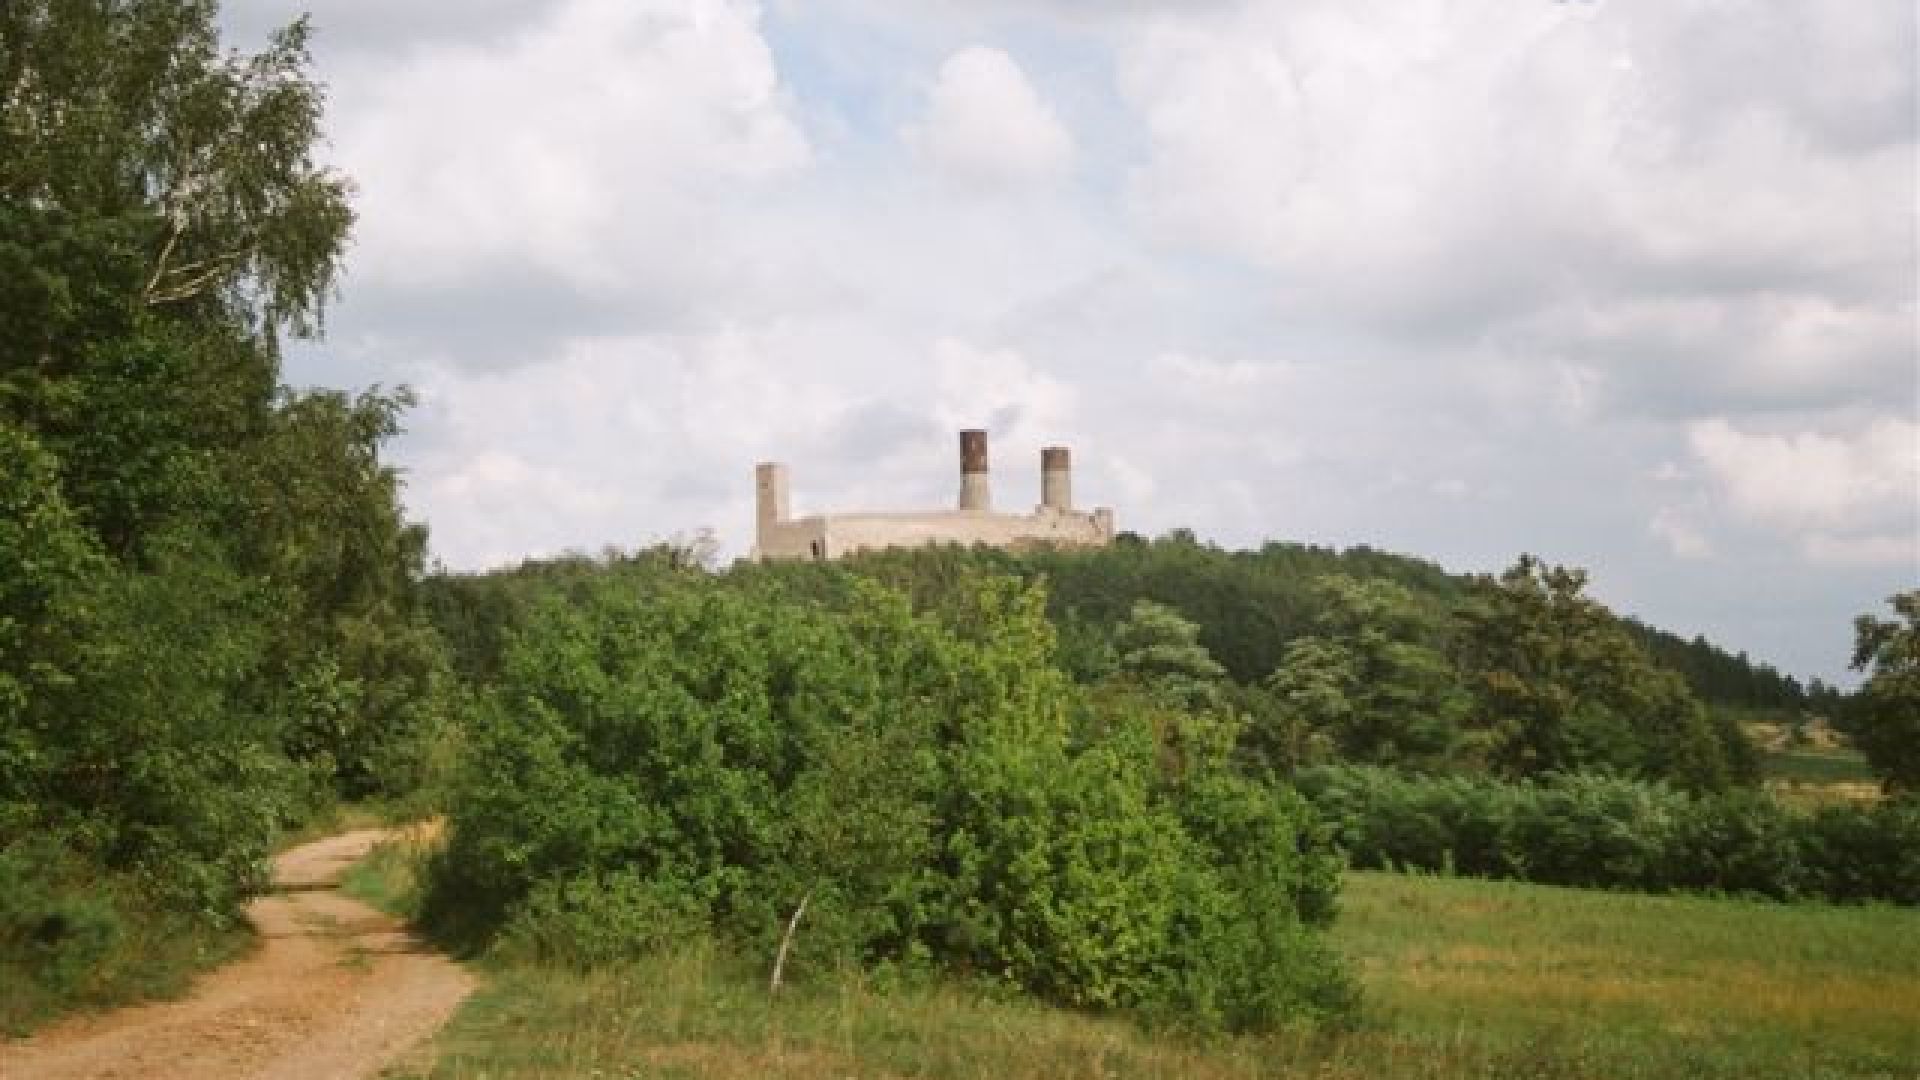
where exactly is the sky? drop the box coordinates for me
[220,0,1918,685]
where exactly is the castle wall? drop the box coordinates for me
[754,508,1112,562]
[754,514,831,562]
[752,430,1115,563]
[820,507,1111,559]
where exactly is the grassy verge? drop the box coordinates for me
[340,823,440,919]
[375,861,1918,1080]
[2,804,417,1036]
[0,846,251,1036]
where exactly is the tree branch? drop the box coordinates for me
[768,889,813,995]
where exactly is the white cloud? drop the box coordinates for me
[331,0,808,292]
[402,325,870,569]
[1649,507,1713,559]
[1147,351,1291,399]
[933,338,1077,444]
[1687,416,1917,531]
[1803,532,1917,569]
[907,47,1075,189]
[1115,0,1914,358]
[1685,416,1917,570]
[1493,291,1915,417]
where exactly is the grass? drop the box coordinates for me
[341,830,431,918]
[1764,746,1882,810]
[0,855,252,1036]
[1765,745,1879,788]
[1340,872,1920,1078]
[356,843,1920,1080]
[1749,718,1880,808]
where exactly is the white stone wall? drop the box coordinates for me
[753,514,831,562]
[754,507,1113,563]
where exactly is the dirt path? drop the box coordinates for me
[0,829,474,1080]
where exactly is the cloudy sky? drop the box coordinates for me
[221,0,1917,684]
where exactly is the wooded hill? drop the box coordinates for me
[427,534,1815,791]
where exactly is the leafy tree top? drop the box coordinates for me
[1850,590,1920,793]
[1,0,353,342]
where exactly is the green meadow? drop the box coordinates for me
[359,851,1920,1080]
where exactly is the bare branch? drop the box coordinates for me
[142,213,186,300]
[768,889,813,995]
[145,247,251,306]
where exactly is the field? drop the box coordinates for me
[356,854,1920,1080]
[1766,744,1878,786]
[1764,745,1881,809]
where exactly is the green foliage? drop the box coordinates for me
[0,424,104,823]
[1113,598,1229,709]
[0,832,246,1034]
[831,545,1772,791]
[0,0,353,338]
[424,566,1352,1031]
[1848,590,1920,792]
[1300,764,1918,904]
[1019,535,1463,686]
[1159,772,1354,1028]
[1800,796,1920,904]
[1267,576,1467,770]
[0,1,441,1029]
[1453,555,1741,791]
[496,870,709,970]
[0,838,124,1012]
[1625,620,1812,716]
[379,868,1920,1080]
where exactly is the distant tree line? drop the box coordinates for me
[771,540,1759,792]
[1623,619,1835,717]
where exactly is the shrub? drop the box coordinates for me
[425,567,1354,1031]
[1670,789,1803,899]
[1801,796,1920,905]
[495,871,709,969]
[0,838,126,1010]
[0,832,244,1034]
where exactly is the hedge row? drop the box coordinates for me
[1298,765,1920,904]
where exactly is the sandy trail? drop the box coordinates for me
[0,828,473,1080]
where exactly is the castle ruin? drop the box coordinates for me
[754,429,1115,561]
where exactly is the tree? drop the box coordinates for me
[1453,555,1737,790]
[1267,576,1467,769]
[1849,591,1920,792]
[1,1,352,338]
[1,0,433,903]
[1115,599,1228,709]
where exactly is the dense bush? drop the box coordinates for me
[1300,764,1918,904]
[1799,797,1920,904]
[424,567,1353,1031]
